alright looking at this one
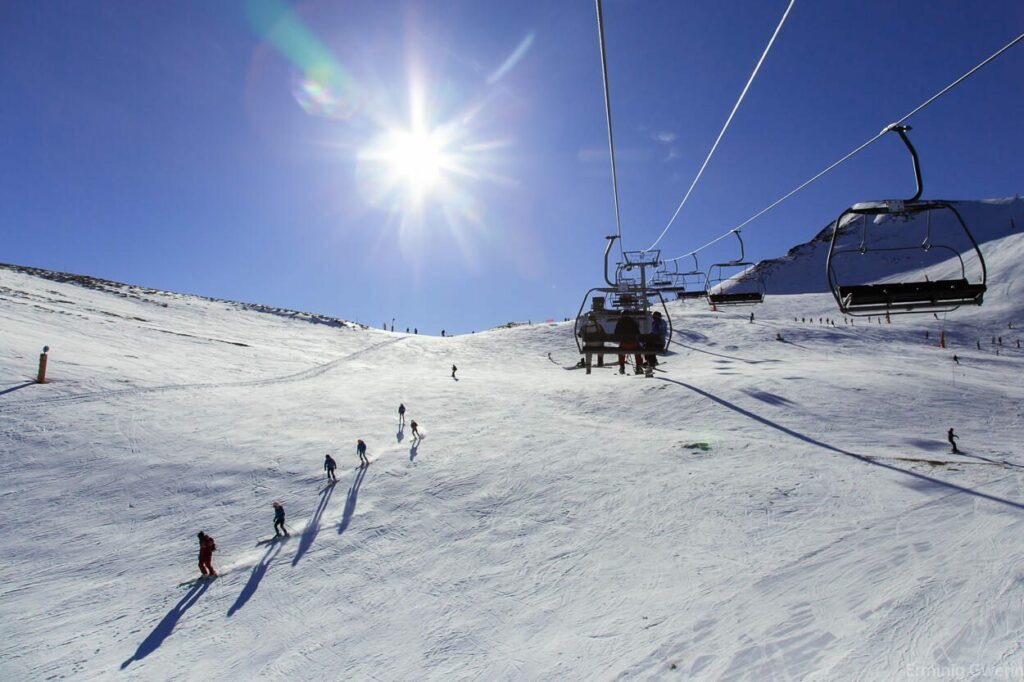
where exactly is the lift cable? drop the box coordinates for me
[646,0,797,253]
[595,0,625,258]
[662,30,1024,264]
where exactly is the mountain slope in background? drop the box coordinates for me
[2,215,1024,679]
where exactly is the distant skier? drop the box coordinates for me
[272,502,288,538]
[197,531,217,578]
[947,428,960,454]
[451,364,458,379]
[749,312,754,323]
[952,355,960,365]
[398,403,406,427]
[410,419,420,441]
[324,454,337,483]
[357,439,369,467]
[442,330,446,337]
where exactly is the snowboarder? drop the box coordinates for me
[357,439,369,467]
[410,419,420,441]
[197,531,217,577]
[398,403,406,427]
[613,314,642,374]
[451,364,458,379]
[947,428,960,454]
[272,502,288,537]
[324,454,337,482]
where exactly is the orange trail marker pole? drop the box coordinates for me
[37,346,49,384]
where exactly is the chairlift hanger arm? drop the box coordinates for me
[603,235,620,286]
[888,125,923,203]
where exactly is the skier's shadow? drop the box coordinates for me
[409,441,419,462]
[121,580,210,669]
[396,426,404,443]
[292,483,335,566]
[338,466,367,535]
[228,541,282,617]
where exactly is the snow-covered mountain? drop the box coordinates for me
[2,220,1024,679]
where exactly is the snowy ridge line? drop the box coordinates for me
[0,262,368,331]
[0,337,406,414]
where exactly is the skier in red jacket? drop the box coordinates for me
[197,531,218,577]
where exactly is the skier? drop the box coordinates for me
[398,403,406,427]
[324,454,337,482]
[749,312,754,323]
[272,502,288,538]
[441,330,446,337]
[953,354,960,365]
[197,531,217,578]
[410,419,420,441]
[613,314,642,374]
[579,311,605,369]
[451,364,458,379]
[947,428,960,454]
[644,311,668,370]
[357,439,369,467]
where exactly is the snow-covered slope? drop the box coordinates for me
[2,247,1024,680]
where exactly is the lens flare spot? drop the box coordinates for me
[291,65,360,120]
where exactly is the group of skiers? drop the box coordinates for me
[194,403,424,578]
[610,311,667,374]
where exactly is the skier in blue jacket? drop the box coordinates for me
[645,311,668,369]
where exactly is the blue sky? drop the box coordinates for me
[2,1,1022,334]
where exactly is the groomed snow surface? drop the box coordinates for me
[2,230,1024,680]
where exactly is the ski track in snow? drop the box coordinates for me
[2,224,1024,681]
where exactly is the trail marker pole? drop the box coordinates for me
[37,346,50,384]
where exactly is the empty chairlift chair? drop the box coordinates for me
[674,254,709,300]
[825,125,987,316]
[705,230,765,305]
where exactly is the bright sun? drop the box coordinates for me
[359,126,454,207]
[387,130,444,194]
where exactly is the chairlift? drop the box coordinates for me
[825,125,987,316]
[706,230,765,305]
[675,254,709,300]
[574,237,673,374]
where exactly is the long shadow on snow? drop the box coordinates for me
[228,541,284,616]
[0,381,34,397]
[659,377,1024,512]
[291,484,336,566]
[672,337,780,365]
[338,466,367,534]
[120,580,210,669]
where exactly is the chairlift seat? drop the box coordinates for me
[676,290,707,299]
[708,291,765,305]
[838,279,986,313]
